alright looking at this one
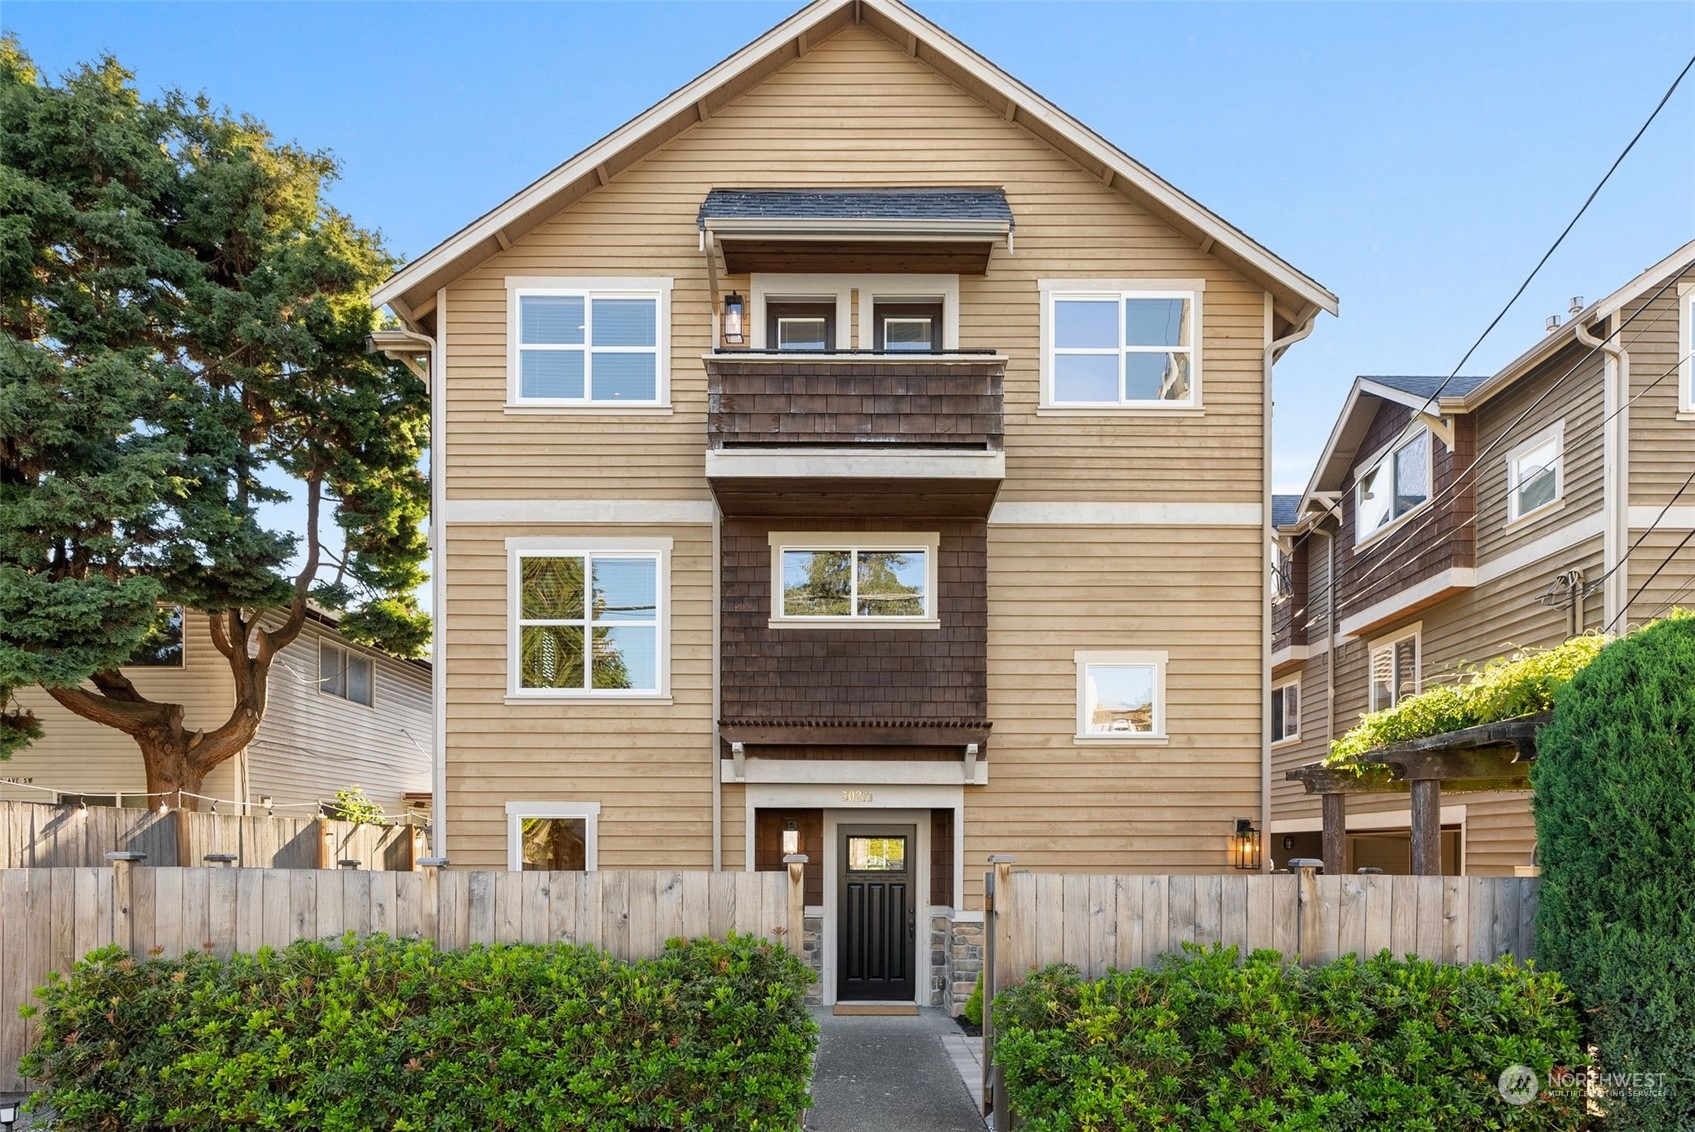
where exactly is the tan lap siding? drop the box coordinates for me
[969,524,1262,898]
[1622,272,1695,511]
[442,24,1267,507]
[442,523,715,870]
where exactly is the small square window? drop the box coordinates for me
[1075,651,1167,740]
[506,801,600,871]
[1507,426,1563,523]
[320,642,374,707]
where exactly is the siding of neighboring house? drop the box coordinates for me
[243,618,433,815]
[1,613,240,804]
[435,22,1281,873]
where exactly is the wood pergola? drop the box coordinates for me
[1286,713,1548,875]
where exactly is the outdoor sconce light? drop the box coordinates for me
[722,291,745,345]
[782,820,800,856]
[1231,818,1262,871]
[0,1100,17,1127]
[260,794,275,815]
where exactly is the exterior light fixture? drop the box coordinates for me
[0,1100,17,1126]
[722,291,745,345]
[1231,818,1262,871]
[782,820,800,856]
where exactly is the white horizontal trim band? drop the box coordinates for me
[988,501,1261,526]
[1337,567,1475,640]
[451,499,715,525]
[1476,511,1604,585]
[1628,505,1695,531]
[706,449,1005,479]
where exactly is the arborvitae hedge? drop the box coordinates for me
[992,946,1590,1131]
[1533,612,1695,1130]
[20,933,817,1131]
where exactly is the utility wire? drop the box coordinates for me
[1606,464,1695,633]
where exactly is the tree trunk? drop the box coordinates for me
[136,727,215,812]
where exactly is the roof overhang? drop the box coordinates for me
[371,0,1336,331]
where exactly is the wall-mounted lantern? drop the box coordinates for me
[1231,818,1262,871]
[782,819,800,856]
[722,291,745,345]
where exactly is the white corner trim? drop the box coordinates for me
[1475,510,1605,585]
[452,499,715,525]
[989,501,1261,526]
[1338,570,1474,639]
[1628,505,1695,531]
[505,800,601,872]
[706,449,1004,480]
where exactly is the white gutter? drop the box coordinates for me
[1262,301,1318,870]
[1573,315,1629,629]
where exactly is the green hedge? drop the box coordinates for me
[1533,611,1695,1130]
[21,933,817,1131]
[992,945,1590,1131]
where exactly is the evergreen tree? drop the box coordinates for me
[0,39,428,806]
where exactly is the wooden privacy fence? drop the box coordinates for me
[0,799,424,870]
[0,859,802,1092]
[979,862,1541,1130]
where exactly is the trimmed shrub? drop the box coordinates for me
[1533,610,1695,1130]
[962,970,984,1027]
[21,932,817,1131]
[993,945,1590,1131]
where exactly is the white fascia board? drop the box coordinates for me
[989,501,1261,526]
[1336,567,1476,640]
[723,758,988,787]
[705,449,1005,479]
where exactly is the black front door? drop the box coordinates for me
[837,824,917,1001]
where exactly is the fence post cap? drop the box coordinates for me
[781,853,809,865]
[987,854,1016,864]
[202,853,238,864]
[1356,866,1384,875]
[337,859,363,869]
[417,857,449,868]
[1288,857,1324,872]
[104,851,147,863]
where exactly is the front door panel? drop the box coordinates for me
[838,825,917,1001]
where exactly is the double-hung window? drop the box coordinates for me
[1355,429,1431,541]
[1044,287,1198,407]
[508,539,669,697]
[1369,629,1419,711]
[1075,651,1168,740]
[1271,679,1300,744]
[509,280,669,405]
[1505,423,1563,523]
[769,533,938,626]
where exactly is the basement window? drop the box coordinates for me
[506,801,600,871]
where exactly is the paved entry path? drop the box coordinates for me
[806,1007,987,1132]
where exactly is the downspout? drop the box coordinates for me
[1318,526,1336,751]
[712,502,723,871]
[375,313,446,859]
[1572,316,1629,630]
[1263,306,1317,870]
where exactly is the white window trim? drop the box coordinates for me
[505,800,601,872]
[505,535,673,700]
[1038,279,1204,409]
[767,531,940,629]
[1679,280,1694,414]
[1271,676,1301,746]
[318,640,376,708]
[505,276,673,408]
[1367,623,1421,712]
[1503,420,1565,526]
[1074,649,1169,742]
[749,273,960,350]
[1352,425,1434,547]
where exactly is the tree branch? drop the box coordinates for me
[259,472,321,661]
[44,684,169,735]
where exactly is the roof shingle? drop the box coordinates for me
[1362,374,1491,400]
[698,186,1013,228]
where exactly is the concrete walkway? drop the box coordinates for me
[806,1007,987,1132]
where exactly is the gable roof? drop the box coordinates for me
[698,186,1014,228]
[372,0,1336,332]
[1361,374,1491,402]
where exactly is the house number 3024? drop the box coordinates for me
[841,790,874,803]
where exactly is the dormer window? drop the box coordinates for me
[1355,428,1431,542]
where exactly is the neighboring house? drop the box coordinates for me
[1271,240,1695,876]
[369,0,1334,1009]
[4,608,433,817]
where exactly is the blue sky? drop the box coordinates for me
[6,0,1692,597]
